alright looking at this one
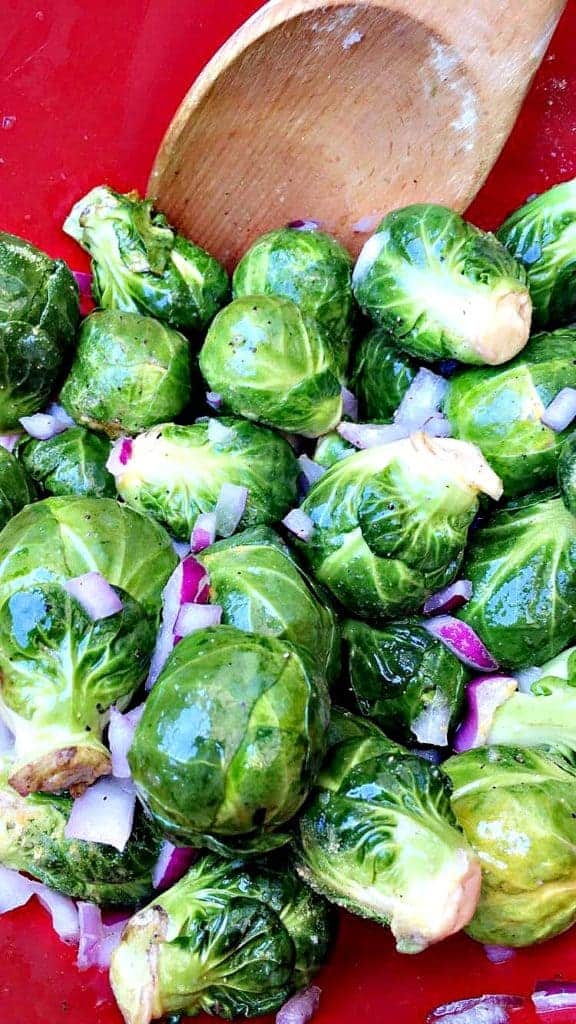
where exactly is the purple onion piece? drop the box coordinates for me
[282,508,314,542]
[64,777,136,853]
[287,219,321,231]
[46,402,75,429]
[174,602,222,640]
[147,556,210,688]
[276,985,321,1024]
[152,841,198,891]
[394,368,448,433]
[205,391,222,411]
[0,865,79,943]
[108,705,144,779]
[72,270,93,298]
[190,511,217,554]
[424,581,473,616]
[65,572,123,621]
[0,433,21,453]
[337,420,408,449]
[298,455,326,493]
[171,538,191,560]
[428,994,524,1023]
[19,413,69,441]
[423,412,452,438]
[453,675,518,753]
[341,387,358,421]
[423,615,499,672]
[532,981,576,1013]
[484,945,516,965]
[541,387,576,432]
[106,437,133,476]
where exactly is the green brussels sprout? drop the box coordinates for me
[0,446,35,529]
[0,322,70,430]
[64,186,229,333]
[110,852,336,1022]
[350,326,419,422]
[457,493,576,669]
[296,732,481,953]
[60,310,192,437]
[326,706,388,747]
[444,327,576,496]
[0,767,161,904]
[0,497,176,794]
[485,646,576,751]
[19,426,115,499]
[199,295,342,437]
[444,745,576,946]
[233,226,355,377]
[0,230,79,349]
[112,419,298,541]
[558,430,576,515]
[199,526,340,683]
[299,433,502,621]
[497,177,576,330]
[129,626,330,855]
[342,619,467,745]
[313,430,354,469]
[353,204,531,365]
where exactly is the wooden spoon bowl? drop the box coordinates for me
[149,0,566,268]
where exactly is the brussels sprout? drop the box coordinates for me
[112,419,298,540]
[485,647,576,751]
[64,186,229,333]
[353,204,531,365]
[0,497,176,794]
[129,626,330,855]
[558,430,576,515]
[296,732,481,952]
[110,852,336,1022]
[0,767,160,904]
[19,426,115,499]
[445,327,576,496]
[233,226,355,376]
[326,706,388,747]
[199,296,342,437]
[60,310,192,437]
[0,322,70,429]
[313,431,354,469]
[342,619,467,745]
[497,177,576,330]
[0,230,79,349]
[199,526,340,683]
[350,326,418,422]
[0,446,35,529]
[444,745,576,946]
[457,493,576,669]
[298,433,502,621]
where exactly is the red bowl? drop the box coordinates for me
[1,2,576,1022]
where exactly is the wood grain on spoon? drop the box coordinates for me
[149,0,566,268]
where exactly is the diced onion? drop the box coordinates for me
[147,556,211,687]
[215,483,248,538]
[287,219,321,231]
[394,369,449,433]
[0,433,21,453]
[453,675,518,753]
[64,776,136,853]
[541,387,576,432]
[77,902,128,970]
[298,455,326,492]
[338,420,408,448]
[190,512,217,553]
[0,865,79,943]
[152,841,197,891]
[411,690,451,747]
[424,581,473,616]
[106,437,133,476]
[341,387,358,421]
[276,986,322,1024]
[0,716,14,758]
[423,616,499,672]
[206,391,223,411]
[108,705,144,779]
[532,981,576,1014]
[515,666,541,693]
[427,994,524,1023]
[65,572,123,621]
[19,412,70,440]
[282,508,314,542]
[72,270,93,298]
[46,402,76,429]
[207,418,235,445]
[423,412,452,438]
[171,538,191,560]
[174,602,222,640]
[484,945,516,965]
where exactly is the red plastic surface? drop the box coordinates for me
[1,2,576,1021]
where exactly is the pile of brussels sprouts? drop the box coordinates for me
[0,177,576,1024]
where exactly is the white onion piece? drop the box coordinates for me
[207,418,235,445]
[453,675,518,753]
[277,986,321,1024]
[0,865,79,942]
[541,387,576,432]
[282,509,314,541]
[424,412,452,438]
[423,616,499,672]
[338,420,408,448]
[147,556,210,688]
[106,437,133,476]
[215,483,248,537]
[174,603,222,639]
[19,413,69,440]
[428,994,524,1023]
[298,455,326,490]
[109,705,144,779]
[532,981,576,1013]
[484,945,516,965]
[64,776,136,853]
[65,572,123,621]
[395,368,449,432]
[190,512,217,553]
[341,387,358,421]
[77,902,127,970]
[0,433,21,453]
[411,690,451,747]
[515,666,541,693]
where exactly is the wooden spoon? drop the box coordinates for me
[149,0,566,268]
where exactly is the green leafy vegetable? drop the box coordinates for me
[486,646,576,751]
[0,446,35,529]
[19,426,115,499]
[558,430,576,515]
[350,326,419,422]
[0,230,79,349]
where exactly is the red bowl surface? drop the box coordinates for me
[1,2,576,1022]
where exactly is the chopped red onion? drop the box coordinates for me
[423,616,499,672]
[515,666,541,693]
[206,391,223,411]
[298,455,326,490]
[174,602,222,640]
[276,985,321,1024]
[424,581,473,616]
[411,690,451,747]
[106,437,133,476]
[484,946,516,965]
[147,556,210,687]
[423,412,452,438]
[19,412,70,440]
[341,387,358,421]
[453,675,518,753]
[152,840,198,891]
[72,270,93,298]
[77,902,128,970]
[0,865,79,943]
[108,705,144,779]
[282,508,314,542]
[0,433,21,453]
[171,537,191,560]
[190,511,217,553]
[428,995,524,1024]
[411,746,443,765]
[287,219,321,231]
[338,420,408,448]
[46,402,76,429]
[352,214,381,234]
[541,387,576,432]
[0,716,14,758]
[215,482,248,538]
[532,981,576,1014]
[395,369,449,433]
[65,572,123,621]
[64,776,136,853]
[207,418,235,445]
